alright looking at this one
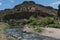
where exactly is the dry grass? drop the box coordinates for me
[0,22,16,40]
[0,22,8,40]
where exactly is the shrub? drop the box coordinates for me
[30,20,37,25]
[1,23,10,29]
[47,17,55,24]
[28,25,34,28]
[29,16,37,22]
[36,17,55,26]
[29,16,38,25]
[22,16,55,27]
[28,24,42,32]
[23,16,37,25]
[23,19,29,24]
[34,27,42,32]
[47,23,60,28]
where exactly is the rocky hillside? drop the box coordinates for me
[58,4,60,18]
[0,1,57,20]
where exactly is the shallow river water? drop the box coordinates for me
[5,28,60,40]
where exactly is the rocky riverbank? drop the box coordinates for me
[5,28,60,40]
[0,22,60,40]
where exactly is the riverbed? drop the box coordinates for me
[5,28,60,40]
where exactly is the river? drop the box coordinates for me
[5,28,60,40]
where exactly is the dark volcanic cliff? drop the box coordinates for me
[0,1,57,20]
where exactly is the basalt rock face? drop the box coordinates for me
[3,12,55,20]
[0,1,57,20]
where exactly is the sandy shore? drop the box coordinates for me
[41,27,60,39]
[23,25,60,39]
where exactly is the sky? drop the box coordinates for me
[0,0,60,10]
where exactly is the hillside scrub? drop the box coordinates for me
[22,16,57,32]
[0,23,10,29]
[2,16,59,29]
[23,16,55,26]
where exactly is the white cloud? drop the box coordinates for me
[9,0,14,3]
[0,2,2,6]
[51,1,60,5]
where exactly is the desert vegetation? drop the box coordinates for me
[1,16,59,32]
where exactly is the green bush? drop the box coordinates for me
[22,16,55,26]
[23,19,29,24]
[28,25,42,32]
[30,20,37,25]
[1,23,10,29]
[47,23,60,28]
[23,16,54,26]
[34,27,42,32]
[28,24,34,28]
[29,16,38,25]
[23,16,37,25]
[47,17,55,24]
[36,17,55,26]
[29,16,37,22]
